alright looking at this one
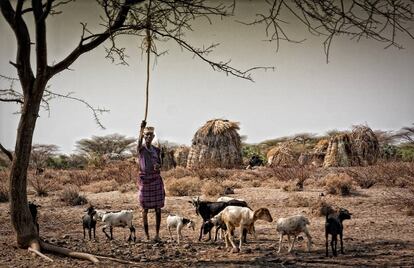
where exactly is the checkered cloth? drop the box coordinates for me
[137,173,165,209]
[137,145,165,209]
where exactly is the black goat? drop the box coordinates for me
[325,208,352,257]
[82,205,97,240]
[189,196,249,241]
[28,201,40,234]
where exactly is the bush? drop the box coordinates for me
[397,145,414,162]
[202,180,224,197]
[81,179,119,193]
[163,166,194,179]
[60,185,88,206]
[165,176,201,196]
[285,193,311,207]
[29,175,52,197]
[323,173,355,196]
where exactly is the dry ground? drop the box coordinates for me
[1,183,414,267]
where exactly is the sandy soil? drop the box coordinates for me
[1,185,413,267]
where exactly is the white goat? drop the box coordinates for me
[96,209,136,242]
[276,215,312,253]
[216,196,245,202]
[212,206,273,253]
[166,214,195,244]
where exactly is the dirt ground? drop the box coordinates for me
[1,184,414,267]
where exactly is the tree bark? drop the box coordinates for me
[9,80,45,248]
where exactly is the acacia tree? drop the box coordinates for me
[0,0,413,262]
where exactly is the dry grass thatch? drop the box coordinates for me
[266,142,299,167]
[351,125,380,166]
[323,134,353,167]
[187,119,243,169]
[173,146,190,167]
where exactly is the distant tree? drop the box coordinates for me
[395,124,414,146]
[292,133,318,146]
[75,134,135,158]
[1,0,414,261]
[30,144,59,170]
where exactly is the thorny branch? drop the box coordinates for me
[0,76,108,129]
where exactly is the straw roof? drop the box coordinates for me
[323,134,353,167]
[350,125,379,166]
[266,142,299,167]
[186,119,243,169]
[173,146,190,167]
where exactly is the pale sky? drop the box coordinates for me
[1,1,414,154]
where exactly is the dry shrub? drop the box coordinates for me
[165,176,201,196]
[230,171,256,182]
[28,175,51,197]
[195,168,233,180]
[68,170,93,186]
[251,180,261,187]
[202,180,225,197]
[163,166,194,179]
[347,162,414,188]
[323,173,355,196]
[311,199,336,217]
[118,183,135,193]
[81,179,119,193]
[60,185,88,206]
[222,179,242,189]
[285,193,311,207]
[0,170,9,202]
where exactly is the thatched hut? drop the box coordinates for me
[186,119,243,169]
[323,134,353,167]
[266,142,299,167]
[173,145,190,167]
[350,125,379,166]
[310,139,329,167]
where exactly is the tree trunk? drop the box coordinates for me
[9,81,44,248]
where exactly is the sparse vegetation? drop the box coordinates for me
[60,185,88,206]
[323,173,355,196]
[165,177,201,196]
[202,181,225,197]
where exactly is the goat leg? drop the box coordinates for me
[325,233,329,257]
[288,235,296,253]
[102,227,111,240]
[340,232,344,254]
[277,234,283,253]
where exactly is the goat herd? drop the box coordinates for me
[30,196,352,259]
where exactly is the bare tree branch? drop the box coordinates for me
[0,143,13,161]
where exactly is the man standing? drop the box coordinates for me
[137,120,165,242]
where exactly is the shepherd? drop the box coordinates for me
[137,120,165,242]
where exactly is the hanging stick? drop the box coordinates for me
[143,0,152,122]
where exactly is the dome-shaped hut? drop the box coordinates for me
[323,134,353,167]
[186,119,243,169]
[266,142,299,167]
[350,125,379,166]
[173,145,190,167]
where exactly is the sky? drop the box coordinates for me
[1,1,414,154]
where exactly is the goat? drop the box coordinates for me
[212,206,273,253]
[166,214,195,244]
[276,215,312,253]
[216,196,245,202]
[325,208,352,257]
[189,196,249,241]
[82,205,97,240]
[95,209,136,242]
[28,201,40,234]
